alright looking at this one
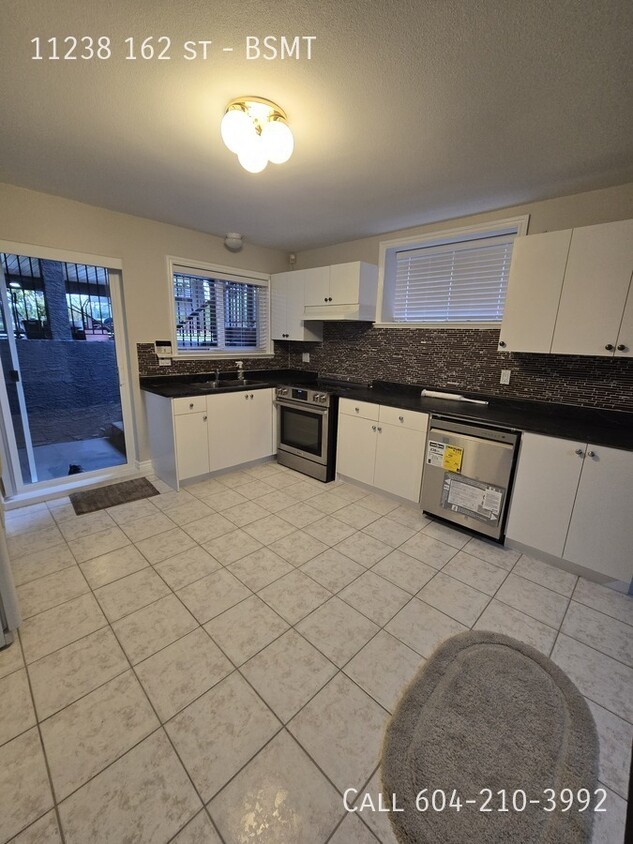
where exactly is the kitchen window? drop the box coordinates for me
[169,259,270,356]
[378,216,529,326]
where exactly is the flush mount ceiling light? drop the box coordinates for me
[221,96,294,174]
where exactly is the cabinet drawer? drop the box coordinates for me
[173,395,207,415]
[339,398,379,420]
[378,405,428,431]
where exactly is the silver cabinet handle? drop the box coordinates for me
[587,450,596,458]
[617,344,627,351]
[202,415,207,421]
[575,449,584,456]
[371,425,377,431]
[189,402,194,409]
[354,407,360,413]
[377,426,382,433]
[250,394,254,399]
[244,394,249,400]
[399,416,404,422]
[605,344,614,351]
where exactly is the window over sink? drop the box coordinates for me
[378,215,529,327]
[169,258,271,357]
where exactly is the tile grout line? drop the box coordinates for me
[17,629,68,844]
[10,496,232,842]
[54,544,230,844]
[7,471,631,843]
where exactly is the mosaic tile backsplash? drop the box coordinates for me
[137,325,633,411]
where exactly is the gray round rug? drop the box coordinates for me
[381,630,599,843]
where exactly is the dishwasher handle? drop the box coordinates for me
[429,415,518,446]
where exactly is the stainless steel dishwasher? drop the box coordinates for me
[420,416,519,541]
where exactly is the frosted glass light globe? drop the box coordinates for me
[237,134,268,173]
[261,120,294,164]
[220,109,254,154]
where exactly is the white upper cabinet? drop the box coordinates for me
[552,219,633,356]
[271,270,323,342]
[304,261,378,320]
[498,218,633,356]
[499,230,571,353]
[302,266,331,306]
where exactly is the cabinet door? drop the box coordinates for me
[284,275,322,341]
[337,414,377,486]
[505,433,584,557]
[248,389,274,461]
[270,272,289,339]
[207,392,250,471]
[175,413,209,480]
[614,276,633,357]
[374,423,426,502]
[552,219,633,356]
[329,262,362,305]
[563,445,633,581]
[498,230,571,353]
[301,267,331,307]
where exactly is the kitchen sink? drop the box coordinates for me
[191,379,271,391]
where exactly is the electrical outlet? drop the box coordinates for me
[159,358,172,367]
[500,369,511,385]
[302,352,310,363]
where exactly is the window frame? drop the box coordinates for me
[376,215,530,328]
[167,256,272,359]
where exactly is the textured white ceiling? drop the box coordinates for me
[1,0,632,251]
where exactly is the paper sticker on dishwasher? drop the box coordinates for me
[441,473,505,525]
[426,440,464,472]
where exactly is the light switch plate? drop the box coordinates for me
[500,369,511,385]
[302,352,310,363]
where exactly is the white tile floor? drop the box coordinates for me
[1,462,631,844]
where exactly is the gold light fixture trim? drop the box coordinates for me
[220,96,294,173]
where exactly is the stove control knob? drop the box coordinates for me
[313,393,321,402]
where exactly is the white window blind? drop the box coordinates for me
[172,264,269,354]
[391,234,516,323]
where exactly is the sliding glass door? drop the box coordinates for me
[0,246,133,495]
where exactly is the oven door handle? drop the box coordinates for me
[273,400,329,416]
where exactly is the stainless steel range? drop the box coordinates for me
[274,385,338,482]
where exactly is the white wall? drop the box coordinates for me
[0,183,287,463]
[295,182,633,268]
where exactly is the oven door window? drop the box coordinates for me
[280,406,323,456]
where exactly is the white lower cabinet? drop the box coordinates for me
[145,388,274,488]
[175,412,209,480]
[207,389,273,471]
[506,433,633,581]
[337,399,428,502]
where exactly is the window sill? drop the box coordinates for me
[373,322,502,330]
[172,351,275,360]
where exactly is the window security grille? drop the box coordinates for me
[0,254,113,339]
[172,268,269,354]
[64,262,112,336]
[391,234,516,324]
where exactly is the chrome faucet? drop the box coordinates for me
[235,360,245,381]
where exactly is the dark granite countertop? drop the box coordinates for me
[141,369,633,450]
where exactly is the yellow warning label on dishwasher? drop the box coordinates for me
[426,441,464,472]
[443,445,463,473]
